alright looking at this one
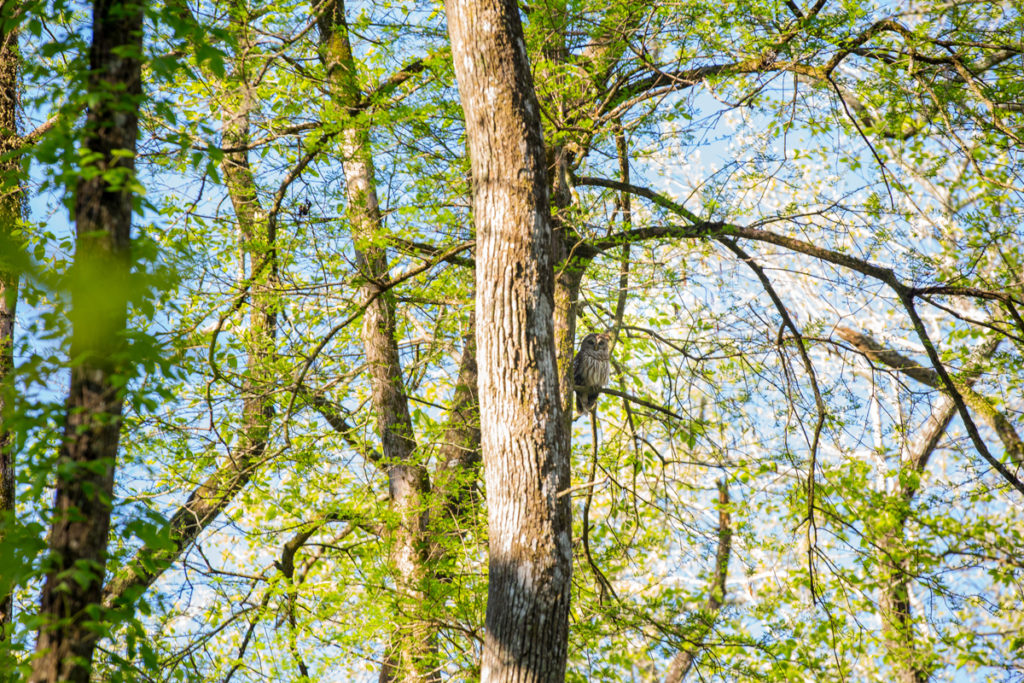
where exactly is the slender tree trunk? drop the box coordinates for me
[445,0,571,680]
[552,236,585,422]
[30,2,144,680]
[219,24,277,491]
[663,481,732,683]
[432,313,480,521]
[427,313,482,602]
[874,337,1000,683]
[0,18,20,635]
[530,7,642,420]
[839,328,1005,680]
[101,3,277,613]
[875,400,949,683]
[877,390,960,683]
[315,3,434,679]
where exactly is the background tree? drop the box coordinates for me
[0,3,22,640]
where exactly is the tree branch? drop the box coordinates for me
[837,326,1023,470]
[295,385,383,464]
[598,386,685,421]
[575,174,1024,495]
[721,238,825,603]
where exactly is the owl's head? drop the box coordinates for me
[581,332,611,355]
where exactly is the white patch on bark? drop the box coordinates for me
[517,562,535,592]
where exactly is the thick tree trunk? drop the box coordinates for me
[0,18,20,634]
[445,0,572,680]
[315,3,434,679]
[29,2,144,680]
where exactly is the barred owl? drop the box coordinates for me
[572,332,611,416]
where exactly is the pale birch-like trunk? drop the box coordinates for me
[315,3,434,679]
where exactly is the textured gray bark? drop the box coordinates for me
[445,0,571,680]
[30,1,144,680]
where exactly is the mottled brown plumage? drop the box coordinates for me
[573,333,611,415]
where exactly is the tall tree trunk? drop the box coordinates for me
[315,3,434,680]
[876,398,950,683]
[663,481,732,683]
[529,5,638,427]
[0,17,20,635]
[551,235,585,423]
[445,0,571,680]
[839,328,1006,680]
[874,336,1000,683]
[87,1,277,616]
[29,1,144,680]
[219,20,277,496]
[432,313,480,522]
[100,4,279,612]
[101,7,278,612]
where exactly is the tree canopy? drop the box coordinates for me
[1,0,1022,681]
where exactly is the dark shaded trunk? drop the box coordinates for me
[552,235,585,425]
[431,314,481,522]
[445,0,571,679]
[529,4,636,429]
[0,17,20,634]
[30,1,144,680]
